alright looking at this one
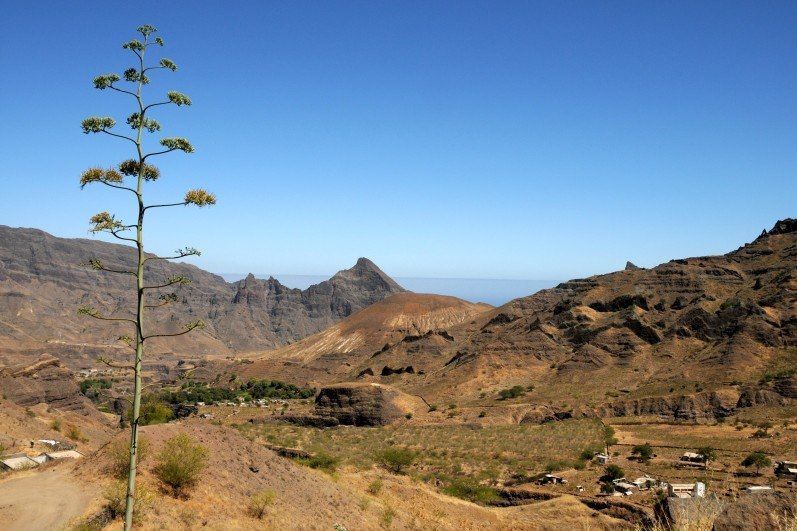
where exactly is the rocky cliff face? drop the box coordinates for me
[301,219,796,415]
[314,383,426,426]
[0,226,404,370]
[0,354,102,416]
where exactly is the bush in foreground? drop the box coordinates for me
[153,433,208,496]
[103,480,153,522]
[376,448,416,474]
[108,437,149,479]
[248,490,276,519]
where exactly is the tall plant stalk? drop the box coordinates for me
[78,25,215,529]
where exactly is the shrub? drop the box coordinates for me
[103,480,153,522]
[580,444,603,461]
[299,451,340,473]
[108,437,150,479]
[441,478,500,504]
[376,448,416,474]
[381,506,395,528]
[153,433,208,495]
[134,396,175,426]
[497,385,526,400]
[367,478,383,495]
[247,490,275,519]
[66,424,88,443]
[631,443,654,463]
[51,418,62,432]
[603,464,625,481]
[544,460,569,473]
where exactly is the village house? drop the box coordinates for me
[667,481,706,499]
[743,485,774,494]
[680,452,707,464]
[774,460,797,479]
[45,450,83,460]
[612,479,636,495]
[594,453,610,464]
[631,476,659,489]
[0,454,38,471]
[538,474,567,485]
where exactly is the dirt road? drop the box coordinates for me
[0,465,96,530]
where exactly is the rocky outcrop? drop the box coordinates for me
[772,376,797,398]
[596,386,791,422]
[0,355,98,415]
[713,492,797,531]
[314,383,425,426]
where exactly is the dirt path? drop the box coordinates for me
[0,465,96,530]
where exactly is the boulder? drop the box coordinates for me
[314,383,425,426]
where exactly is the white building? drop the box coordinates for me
[0,455,39,471]
[667,481,705,498]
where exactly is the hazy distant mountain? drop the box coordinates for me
[0,226,405,370]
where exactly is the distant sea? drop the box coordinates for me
[219,273,559,307]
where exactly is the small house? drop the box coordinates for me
[45,450,83,460]
[594,453,610,464]
[538,474,567,485]
[680,452,707,464]
[774,461,797,478]
[613,481,636,495]
[631,476,658,489]
[0,454,39,471]
[667,481,705,499]
[743,485,773,494]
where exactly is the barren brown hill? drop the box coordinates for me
[239,220,796,421]
[230,292,491,386]
[0,226,404,373]
[66,420,627,530]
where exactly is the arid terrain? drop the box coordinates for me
[0,220,795,530]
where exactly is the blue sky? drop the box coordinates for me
[1,1,795,282]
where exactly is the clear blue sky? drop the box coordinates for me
[1,1,795,281]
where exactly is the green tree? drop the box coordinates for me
[78,25,215,530]
[741,451,771,475]
[696,446,717,467]
[603,464,625,481]
[376,448,417,474]
[631,443,654,463]
[602,424,618,453]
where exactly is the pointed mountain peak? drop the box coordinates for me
[353,257,379,271]
[331,258,405,293]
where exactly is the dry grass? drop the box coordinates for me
[237,418,605,483]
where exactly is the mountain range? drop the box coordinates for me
[1,220,795,423]
[229,219,796,422]
[0,225,404,371]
